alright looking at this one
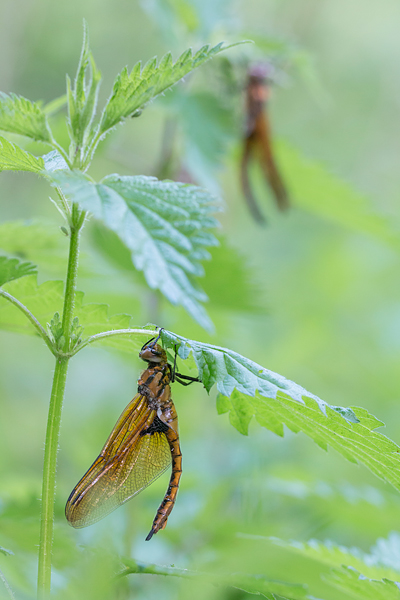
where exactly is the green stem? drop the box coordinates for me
[37,357,69,598]
[71,328,155,356]
[37,206,85,598]
[61,207,85,354]
[0,289,56,355]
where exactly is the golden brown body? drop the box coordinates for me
[65,339,186,540]
[241,64,289,223]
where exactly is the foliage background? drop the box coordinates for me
[1,0,400,598]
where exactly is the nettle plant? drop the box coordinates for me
[1,26,400,600]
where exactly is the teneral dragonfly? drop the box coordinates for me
[65,335,199,540]
[241,63,290,224]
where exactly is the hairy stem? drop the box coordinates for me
[37,357,69,598]
[37,206,85,598]
[71,328,155,355]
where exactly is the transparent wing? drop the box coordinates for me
[66,394,172,528]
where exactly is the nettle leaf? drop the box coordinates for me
[47,170,219,331]
[276,141,400,249]
[370,532,400,573]
[0,276,64,335]
[67,22,101,152]
[323,566,400,600]
[0,220,69,275]
[42,150,69,172]
[99,42,242,134]
[178,90,236,190]
[202,237,267,314]
[122,559,309,600]
[160,330,400,492]
[228,575,308,600]
[0,256,37,286]
[0,274,148,352]
[0,92,52,142]
[0,136,44,173]
[269,537,400,582]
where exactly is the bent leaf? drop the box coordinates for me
[160,330,400,493]
[47,170,219,331]
[99,42,243,134]
[0,256,37,286]
[0,92,51,142]
[0,136,44,173]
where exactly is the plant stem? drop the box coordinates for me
[37,357,69,598]
[71,328,155,355]
[37,207,84,598]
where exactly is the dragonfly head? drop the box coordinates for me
[139,342,168,365]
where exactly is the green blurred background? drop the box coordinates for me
[1,0,400,598]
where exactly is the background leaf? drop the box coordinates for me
[269,536,400,582]
[276,141,400,249]
[48,170,219,331]
[0,93,52,142]
[0,221,69,276]
[0,257,37,286]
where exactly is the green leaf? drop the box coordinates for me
[0,274,149,352]
[99,42,244,134]
[224,574,308,600]
[160,330,400,492]
[0,256,37,286]
[0,546,13,557]
[323,566,400,600]
[0,276,64,335]
[269,537,400,582]
[178,90,235,190]
[276,141,400,249]
[0,136,44,173]
[42,150,69,172]
[121,558,309,600]
[0,92,52,142]
[0,220,68,275]
[202,237,267,314]
[46,170,219,331]
[369,532,400,574]
[67,22,102,155]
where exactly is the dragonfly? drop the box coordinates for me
[241,63,290,224]
[65,333,199,540]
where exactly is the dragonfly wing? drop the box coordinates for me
[66,394,172,528]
